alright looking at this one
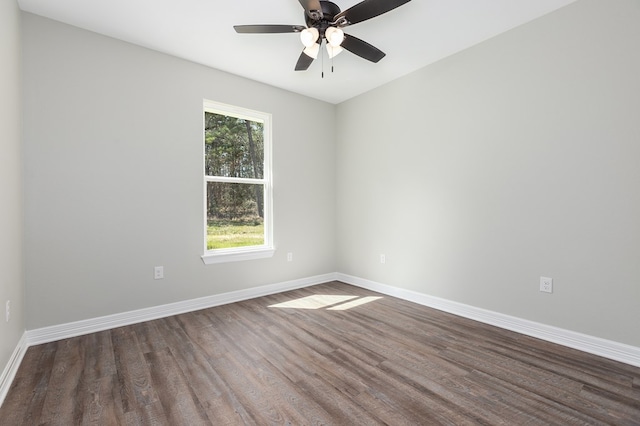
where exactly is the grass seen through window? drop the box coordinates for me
[207,219,264,250]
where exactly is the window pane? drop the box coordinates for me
[204,112,264,179]
[206,182,265,250]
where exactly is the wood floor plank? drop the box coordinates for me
[466,369,613,425]
[327,347,479,425]
[1,281,639,425]
[376,359,510,425]
[580,384,640,424]
[75,332,120,426]
[206,320,335,424]
[123,400,168,426]
[293,373,383,425]
[130,320,169,355]
[79,374,125,426]
[486,337,640,403]
[111,327,159,414]
[157,316,255,424]
[144,348,211,425]
[37,337,86,424]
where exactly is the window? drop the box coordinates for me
[201,100,273,264]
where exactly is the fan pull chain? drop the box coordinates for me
[321,47,324,78]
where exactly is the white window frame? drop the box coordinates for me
[201,100,274,265]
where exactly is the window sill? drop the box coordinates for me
[201,247,275,265]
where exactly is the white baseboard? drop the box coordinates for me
[26,273,337,346]
[337,273,640,368]
[0,332,28,408]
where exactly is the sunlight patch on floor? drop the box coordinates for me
[268,294,382,310]
[327,296,383,311]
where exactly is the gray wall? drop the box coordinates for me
[22,13,336,329]
[336,0,640,347]
[0,0,25,371]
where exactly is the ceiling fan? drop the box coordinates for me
[234,0,412,71]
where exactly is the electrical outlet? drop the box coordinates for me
[540,277,553,293]
[380,254,386,264]
[5,300,10,322]
[154,266,164,280]
[287,252,293,262]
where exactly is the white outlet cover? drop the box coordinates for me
[154,266,164,280]
[540,276,553,293]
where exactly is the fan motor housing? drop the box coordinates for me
[305,1,341,28]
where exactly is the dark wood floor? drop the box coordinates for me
[1,281,639,425]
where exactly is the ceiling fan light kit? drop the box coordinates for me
[234,0,412,72]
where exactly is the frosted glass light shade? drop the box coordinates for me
[303,43,320,59]
[300,28,319,47]
[326,44,343,59]
[325,27,344,47]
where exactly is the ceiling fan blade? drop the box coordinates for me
[234,24,305,34]
[341,34,386,63]
[298,0,323,20]
[295,50,315,71]
[335,0,411,26]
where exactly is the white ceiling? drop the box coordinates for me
[18,0,577,104]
